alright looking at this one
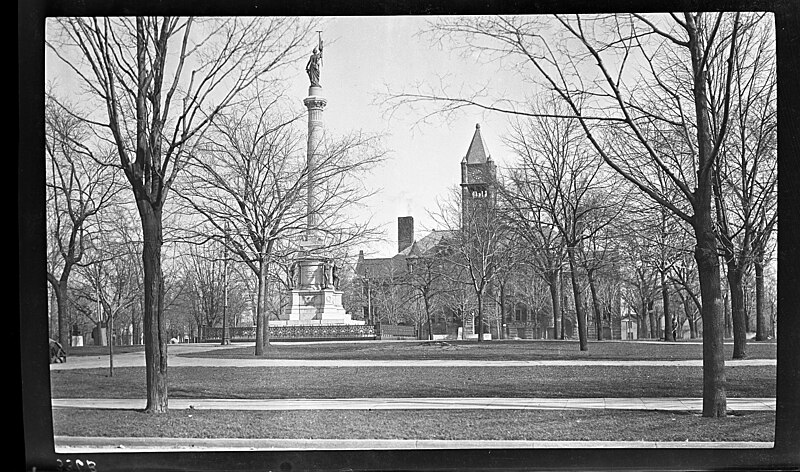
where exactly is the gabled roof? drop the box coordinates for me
[403,230,456,258]
[462,123,491,164]
[355,253,408,279]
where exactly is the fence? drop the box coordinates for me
[200,325,376,342]
[199,324,417,342]
[375,324,417,340]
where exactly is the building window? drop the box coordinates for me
[471,188,489,198]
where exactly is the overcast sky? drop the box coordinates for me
[45,16,533,259]
[290,16,531,258]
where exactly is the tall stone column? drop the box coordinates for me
[278,45,362,327]
[303,86,327,244]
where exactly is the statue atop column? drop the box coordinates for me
[306,32,323,87]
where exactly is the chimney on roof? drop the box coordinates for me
[398,216,414,254]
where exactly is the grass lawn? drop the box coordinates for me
[66,345,145,356]
[50,365,776,399]
[51,341,777,443]
[178,339,778,361]
[52,408,774,442]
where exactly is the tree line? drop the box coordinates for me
[381,12,777,418]
[45,17,384,413]
[44,14,777,422]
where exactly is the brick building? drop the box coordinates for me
[355,124,624,339]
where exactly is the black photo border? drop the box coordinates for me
[20,0,800,470]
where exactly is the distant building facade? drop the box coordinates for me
[356,124,626,340]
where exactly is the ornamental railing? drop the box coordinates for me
[200,325,377,342]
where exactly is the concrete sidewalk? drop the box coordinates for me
[53,436,775,452]
[52,396,776,411]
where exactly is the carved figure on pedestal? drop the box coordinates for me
[332,263,340,289]
[322,259,332,289]
[288,263,296,289]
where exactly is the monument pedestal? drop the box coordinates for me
[281,255,363,325]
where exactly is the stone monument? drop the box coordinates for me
[281,34,362,326]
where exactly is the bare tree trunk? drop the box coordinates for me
[548,269,561,340]
[744,281,752,333]
[255,255,270,356]
[587,268,603,341]
[48,286,59,343]
[754,258,768,341]
[566,246,588,351]
[682,295,697,339]
[560,271,567,340]
[106,308,114,377]
[724,291,732,338]
[476,290,484,342]
[648,300,657,339]
[48,273,72,353]
[424,294,433,341]
[499,282,505,340]
[726,261,748,359]
[638,301,648,339]
[134,298,142,345]
[694,221,727,417]
[141,206,168,413]
[662,271,675,342]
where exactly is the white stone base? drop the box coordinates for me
[283,252,363,325]
[282,288,363,325]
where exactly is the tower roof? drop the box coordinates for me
[462,123,491,164]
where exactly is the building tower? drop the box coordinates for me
[460,123,497,228]
[458,124,498,339]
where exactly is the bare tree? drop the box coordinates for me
[178,90,384,355]
[405,250,448,340]
[80,228,140,375]
[45,93,123,352]
[489,239,528,340]
[502,179,566,339]
[578,214,623,341]
[711,15,777,355]
[439,262,477,335]
[382,12,756,417]
[47,16,313,412]
[433,187,506,342]
[504,102,625,350]
[370,262,414,326]
[670,246,704,339]
[618,228,662,340]
[184,243,228,331]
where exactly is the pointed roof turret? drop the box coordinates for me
[463,123,490,164]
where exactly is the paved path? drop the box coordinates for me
[52,396,776,411]
[50,343,776,370]
[53,436,774,452]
